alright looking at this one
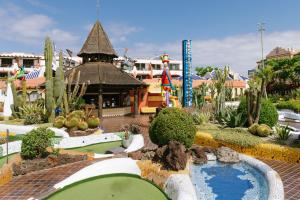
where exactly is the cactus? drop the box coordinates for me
[245,78,262,126]
[78,121,88,130]
[213,66,229,115]
[53,119,64,128]
[21,80,27,103]
[70,110,85,119]
[257,124,271,137]
[65,70,89,111]
[53,51,65,107]
[248,123,259,135]
[87,116,100,128]
[44,37,55,122]
[65,117,79,128]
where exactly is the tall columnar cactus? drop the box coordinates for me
[213,66,229,115]
[245,79,262,126]
[54,51,65,107]
[44,37,55,122]
[21,80,27,103]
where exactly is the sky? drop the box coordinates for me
[1,0,300,75]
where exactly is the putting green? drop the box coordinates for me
[69,141,122,154]
[45,174,169,200]
[0,154,16,168]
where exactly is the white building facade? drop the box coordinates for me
[115,57,183,80]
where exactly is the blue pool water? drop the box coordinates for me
[190,161,269,200]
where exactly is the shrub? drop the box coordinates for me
[0,116,4,121]
[78,121,88,130]
[248,123,259,135]
[257,124,271,137]
[275,124,291,141]
[21,127,55,159]
[277,100,300,113]
[237,98,278,127]
[149,107,196,148]
[87,116,100,128]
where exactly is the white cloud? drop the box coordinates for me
[107,22,142,43]
[127,31,300,76]
[0,2,79,51]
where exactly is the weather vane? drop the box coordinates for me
[96,0,100,19]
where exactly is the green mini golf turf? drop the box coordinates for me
[45,175,169,200]
[69,141,122,154]
[0,154,16,168]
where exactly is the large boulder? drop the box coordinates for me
[155,140,188,171]
[216,147,239,163]
[189,145,208,165]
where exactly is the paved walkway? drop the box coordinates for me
[0,160,95,200]
[262,159,300,200]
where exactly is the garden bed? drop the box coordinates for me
[12,153,87,176]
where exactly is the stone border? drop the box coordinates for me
[164,174,197,200]
[239,154,284,200]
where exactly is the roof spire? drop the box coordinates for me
[96,0,100,20]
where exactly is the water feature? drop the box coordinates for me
[190,161,269,200]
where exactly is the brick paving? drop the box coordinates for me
[0,115,299,199]
[262,159,300,200]
[0,160,95,200]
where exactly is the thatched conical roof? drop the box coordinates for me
[78,20,117,57]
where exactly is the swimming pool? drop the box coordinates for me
[190,161,269,200]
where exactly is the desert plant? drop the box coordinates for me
[53,118,65,128]
[248,123,259,135]
[149,107,196,148]
[78,121,88,130]
[217,107,245,128]
[21,127,55,159]
[238,98,278,127]
[275,124,291,141]
[256,124,272,137]
[65,117,79,129]
[18,102,46,125]
[191,112,210,125]
[213,66,229,115]
[87,116,100,128]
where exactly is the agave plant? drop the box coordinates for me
[217,106,245,128]
[275,124,291,141]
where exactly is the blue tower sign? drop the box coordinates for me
[182,40,193,107]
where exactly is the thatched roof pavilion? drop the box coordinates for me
[66,20,144,117]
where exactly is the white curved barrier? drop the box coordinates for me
[164,174,197,200]
[54,158,141,189]
[0,124,70,138]
[240,154,284,200]
[124,134,144,153]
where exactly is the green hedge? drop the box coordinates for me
[276,100,300,113]
[149,107,196,148]
[238,98,278,127]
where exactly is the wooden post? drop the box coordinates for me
[98,86,103,119]
[134,88,139,116]
[6,129,9,164]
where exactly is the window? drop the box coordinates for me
[23,59,34,68]
[135,63,145,70]
[153,64,161,70]
[169,64,179,70]
[1,58,12,67]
